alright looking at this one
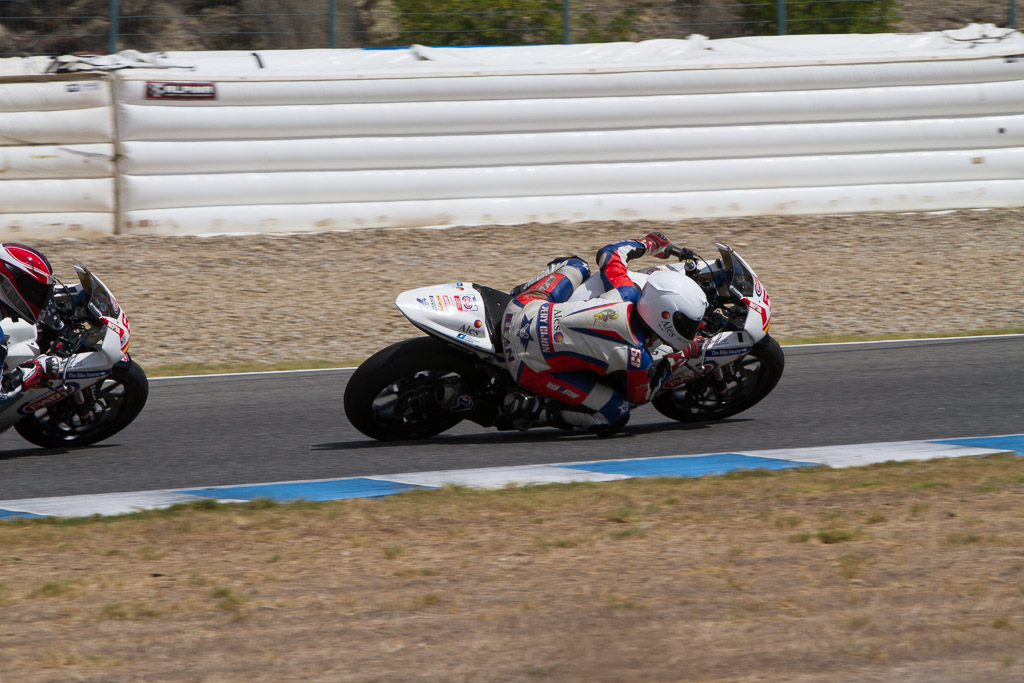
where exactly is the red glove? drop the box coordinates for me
[636,232,673,259]
[665,336,704,366]
[21,357,62,390]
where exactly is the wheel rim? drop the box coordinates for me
[672,355,763,417]
[29,376,130,442]
[370,369,461,435]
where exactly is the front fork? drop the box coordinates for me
[71,387,95,424]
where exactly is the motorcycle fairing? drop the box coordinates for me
[396,283,497,354]
[714,244,771,341]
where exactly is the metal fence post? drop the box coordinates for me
[777,0,787,35]
[328,0,337,48]
[563,0,571,44]
[109,0,119,53]
[1011,0,1018,28]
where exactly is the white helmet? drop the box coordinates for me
[636,270,708,350]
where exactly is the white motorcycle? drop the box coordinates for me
[344,244,783,440]
[0,261,148,448]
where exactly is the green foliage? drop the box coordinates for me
[394,0,563,46]
[740,0,899,35]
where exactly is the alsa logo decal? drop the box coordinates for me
[146,82,217,100]
[458,324,483,337]
[19,382,80,415]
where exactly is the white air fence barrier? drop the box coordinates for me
[0,24,1022,237]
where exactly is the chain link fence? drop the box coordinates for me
[0,0,1018,56]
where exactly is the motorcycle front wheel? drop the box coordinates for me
[652,335,784,423]
[15,359,150,449]
[344,336,476,441]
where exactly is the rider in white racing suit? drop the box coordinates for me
[502,232,709,434]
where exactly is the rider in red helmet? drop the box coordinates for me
[0,243,65,401]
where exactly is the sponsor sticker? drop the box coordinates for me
[517,314,533,351]
[458,324,483,337]
[538,304,552,354]
[705,346,752,358]
[453,395,474,413]
[65,370,112,380]
[66,82,101,92]
[594,309,618,323]
[19,382,80,415]
[502,313,515,362]
[145,81,217,100]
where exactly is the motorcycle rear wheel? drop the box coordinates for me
[15,359,149,449]
[344,336,476,441]
[652,335,784,423]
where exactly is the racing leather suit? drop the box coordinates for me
[502,238,694,429]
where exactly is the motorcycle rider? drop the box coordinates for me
[0,243,66,404]
[503,232,709,435]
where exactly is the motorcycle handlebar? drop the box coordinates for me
[667,245,697,261]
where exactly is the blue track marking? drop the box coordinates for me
[5,434,1021,520]
[558,453,819,477]
[176,478,428,502]
[0,509,44,519]
[930,435,1024,456]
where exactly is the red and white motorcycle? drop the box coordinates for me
[345,243,783,440]
[0,261,148,448]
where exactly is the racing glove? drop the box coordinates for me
[636,232,673,259]
[20,356,64,390]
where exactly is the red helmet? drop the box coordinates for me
[0,243,54,323]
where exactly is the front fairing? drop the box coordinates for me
[715,244,771,340]
[73,261,131,362]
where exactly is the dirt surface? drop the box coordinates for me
[2,455,1024,682]
[1,212,1022,681]
[24,208,1024,371]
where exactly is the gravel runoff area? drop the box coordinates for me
[22,208,1024,371]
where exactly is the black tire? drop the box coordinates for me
[15,360,149,449]
[652,335,784,423]
[344,336,476,441]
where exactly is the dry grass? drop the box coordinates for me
[2,454,1024,681]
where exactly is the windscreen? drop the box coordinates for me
[73,261,119,318]
[714,244,755,298]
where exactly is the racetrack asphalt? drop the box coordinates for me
[0,335,1020,500]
